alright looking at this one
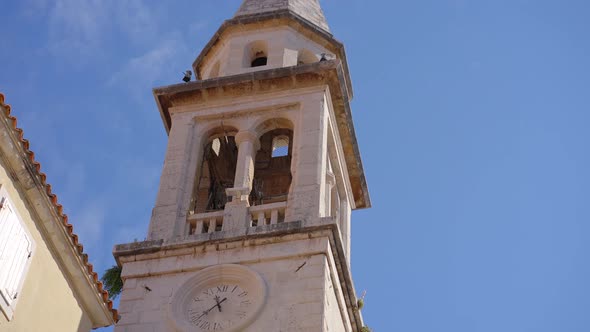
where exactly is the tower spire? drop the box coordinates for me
[235,0,330,32]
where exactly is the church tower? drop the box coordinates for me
[113,0,370,331]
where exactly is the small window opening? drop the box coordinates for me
[251,51,268,67]
[271,135,289,158]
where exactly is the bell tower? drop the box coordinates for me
[113,0,370,331]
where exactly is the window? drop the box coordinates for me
[271,135,289,158]
[192,133,239,213]
[0,191,33,320]
[251,129,293,206]
[251,51,267,67]
[245,40,268,68]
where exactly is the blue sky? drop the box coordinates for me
[1,1,590,331]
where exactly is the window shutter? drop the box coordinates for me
[0,199,32,307]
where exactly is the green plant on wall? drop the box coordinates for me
[101,265,123,299]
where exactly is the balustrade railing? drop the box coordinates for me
[249,201,287,227]
[187,210,224,235]
[186,201,288,235]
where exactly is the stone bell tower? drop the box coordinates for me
[113,0,370,331]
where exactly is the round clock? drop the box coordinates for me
[170,264,267,332]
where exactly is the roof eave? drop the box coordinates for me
[0,94,118,327]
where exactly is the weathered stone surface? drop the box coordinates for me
[235,0,330,32]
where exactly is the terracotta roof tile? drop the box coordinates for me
[0,92,119,323]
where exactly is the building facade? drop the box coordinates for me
[0,94,117,331]
[114,0,370,331]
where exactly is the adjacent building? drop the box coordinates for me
[0,93,117,331]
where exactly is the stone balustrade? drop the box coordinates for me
[186,210,224,235]
[186,201,289,235]
[249,201,287,227]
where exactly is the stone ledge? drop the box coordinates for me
[114,220,314,261]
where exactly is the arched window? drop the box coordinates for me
[250,129,293,206]
[251,51,267,67]
[245,40,268,68]
[193,133,238,213]
[271,135,289,157]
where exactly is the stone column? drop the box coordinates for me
[286,91,329,224]
[147,113,196,240]
[223,130,260,231]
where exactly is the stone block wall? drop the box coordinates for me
[115,237,349,331]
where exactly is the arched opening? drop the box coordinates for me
[271,135,289,157]
[297,49,318,65]
[193,131,238,213]
[250,128,293,206]
[251,52,267,67]
[245,40,268,68]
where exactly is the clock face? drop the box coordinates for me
[170,264,266,332]
[187,284,254,330]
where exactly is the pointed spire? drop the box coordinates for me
[235,0,330,32]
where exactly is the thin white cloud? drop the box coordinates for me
[114,0,158,43]
[24,0,159,63]
[46,0,109,60]
[108,36,189,99]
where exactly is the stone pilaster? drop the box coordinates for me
[223,130,261,231]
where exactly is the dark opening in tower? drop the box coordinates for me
[250,129,293,205]
[193,135,238,213]
[246,40,268,68]
[251,52,268,67]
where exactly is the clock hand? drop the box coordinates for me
[214,295,222,312]
[194,298,228,321]
[215,297,227,312]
